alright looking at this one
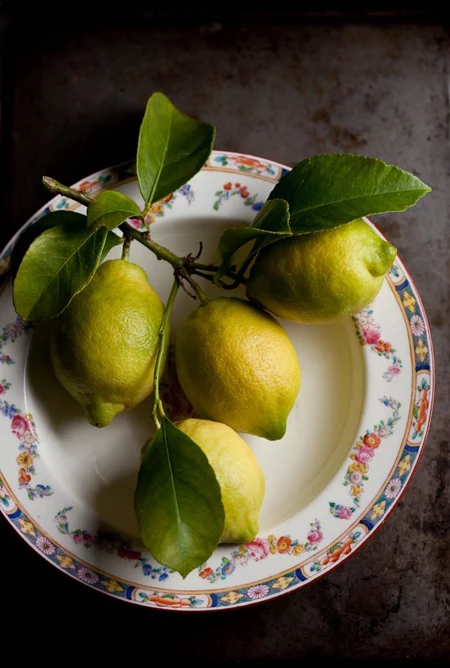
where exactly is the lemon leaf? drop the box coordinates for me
[248,198,292,260]
[87,190,143,230]
[252,198,291,233]
[13,222,114,322]
[10,211,87,279]
[135,416,225,578]
[269,154,432,233]
[215,199,291,281]
[137,92,215,206]
[101,230,123,261]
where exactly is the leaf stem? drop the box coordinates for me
[122,225,182,266]
[190,261,219,272]
[215,255,252,290]
[152,277,179,430]
[189,261,247,286]
[42,176,92,207]
[121,227,208,303]
[121,237,131,261]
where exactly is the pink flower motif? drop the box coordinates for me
[410,315,425,337]
[349,470,362,484]
[356,312,373,329]
[5,322,21,338]
[128,217,144,230]
[361,325,381,344]
[355,444,375,464]
[11,414,30,438]
[377,424,393,438]
[385,477,402,500]
[388,364,401,376]
[20,429,37,447]
[36,535,55,556]
[337,506,353,520]
[232,553,249,567]
[83,533,95,546]
[72,532,84,544]
[246,537,270,561]
[247,584,270,600]
[117,547,142,560]
[0,385,5,395]
[307,528,323,545]
[77,566,99,585]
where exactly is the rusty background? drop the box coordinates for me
[0,8,449,660]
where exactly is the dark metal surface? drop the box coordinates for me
[1,11,449,660]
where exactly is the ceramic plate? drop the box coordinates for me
[0,151,434,610]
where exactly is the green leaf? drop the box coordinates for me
[252,198,291,233]
[137,92,215,205]
[269,154,432,234]
[87,190,143,230]
[10,211,87,279]
[248,198,292,260]
[13,222,111,322]
[101,230,123,261]
[134,416,224,578]
[215,227,278,282]
[215,199,291,281]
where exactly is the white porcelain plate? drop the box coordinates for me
[0,151,434,610]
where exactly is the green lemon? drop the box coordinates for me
[176,418,265,543]
[175,297,301,441]
[50,259,168,427]
[246,219,397,324]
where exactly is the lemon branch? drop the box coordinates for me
[121,237,131,261]
[42,177,93,207]
[152,277,179,430]
[42,177,210,303]
[187,261,248,288]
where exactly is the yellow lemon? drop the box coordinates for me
[176,418,265,543]
[246,219,397,324]
[175,297,300,441]
[50,259,167,427]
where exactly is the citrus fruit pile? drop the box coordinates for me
[48,219,396,552]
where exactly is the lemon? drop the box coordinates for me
[50,259,167,427]
[176,418,265,543]
[246,219,397,324]
[175,297,300,441]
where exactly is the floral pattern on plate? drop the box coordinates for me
[328,502,356,520]
[410,374,431,442]
[0,318,52,501]
[353,307,402,381]
[209,153,282,179]
[343,396,401,506]
[54,507,172,581]
[213,181,264,212]
[308,529,366,575]
[363,441,420,528]
[0,476,10,508]
[394,280,431,370]
[198,520,323,584]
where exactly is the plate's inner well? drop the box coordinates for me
[25,214,365,537]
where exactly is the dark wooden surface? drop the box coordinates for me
[1,9,449,660]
